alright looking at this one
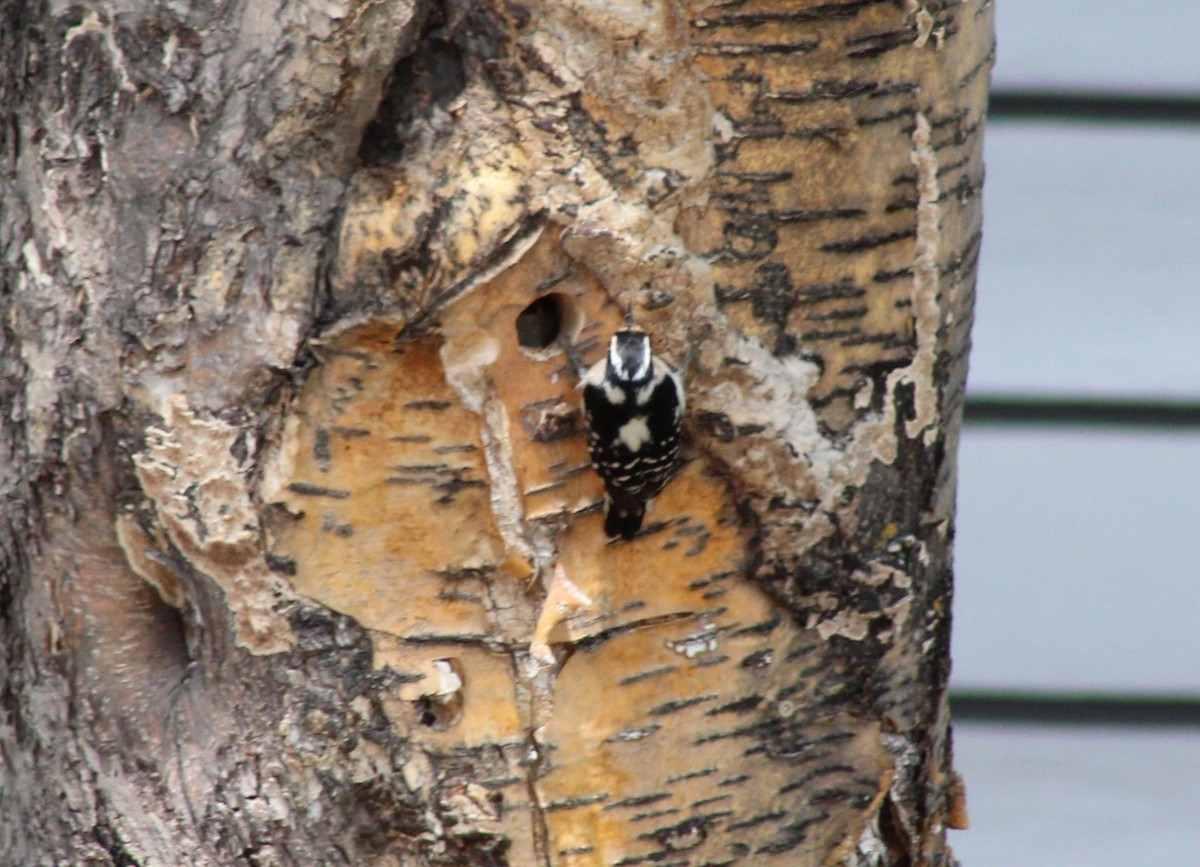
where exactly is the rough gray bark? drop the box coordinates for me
[1,1,987,864]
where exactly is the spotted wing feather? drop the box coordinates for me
[582,369,683,538]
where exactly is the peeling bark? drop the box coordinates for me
[1,0,989,864]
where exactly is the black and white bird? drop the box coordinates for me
[582,328,685,539]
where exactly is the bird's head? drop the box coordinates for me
[607,330,653,385]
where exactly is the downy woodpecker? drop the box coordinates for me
[582,329,684,539]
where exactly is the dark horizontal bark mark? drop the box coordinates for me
[648,693,720,717]
[797,281,867,303]
[772,79,917,104]
[691,794,733,810]
[960,44,997,90]
[717,170,795,183]
[718,774,752,789]
[806,305,869,323]
[287,482,350,498]
[543,792,610,813]
[603,792,673,811]
[697,41,820,56]
[665,766,718,784]
[837,330,911,349]
[692,0,892,29]
[858,106,918,127]
[873,266,913,283]
[726,809,787,832]
[777,763,858,795]
[707,695,764,716]
[719,206,868,230]
[730,614,781,637]
[820,228,915,254]
[844,28,915,60]
[755,814,825,855]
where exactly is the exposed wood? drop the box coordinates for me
[0,0,991,864]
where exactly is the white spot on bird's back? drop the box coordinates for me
[618,416,652,452]
[604,382,626,405]
[635,366,665,405]
[585,358,626,404]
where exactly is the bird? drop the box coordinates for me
[581,328,684,539]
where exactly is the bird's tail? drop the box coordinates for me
[604,494,645,540]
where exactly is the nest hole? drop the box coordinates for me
[414,658,464,731]
[515,293,582,354]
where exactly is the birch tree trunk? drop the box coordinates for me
[0,0,988,864]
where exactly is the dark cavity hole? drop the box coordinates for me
[413,658,464,731]
[516,293,579,351]
[358,36,467,166]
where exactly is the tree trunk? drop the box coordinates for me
[0,0,988,864]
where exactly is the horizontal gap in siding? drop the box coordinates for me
[963,395,1200,429]
[952,691,1200,728]
[989,90,1200,124]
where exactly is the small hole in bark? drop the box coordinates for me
[515,293,580,352]
[414,658,464,730]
